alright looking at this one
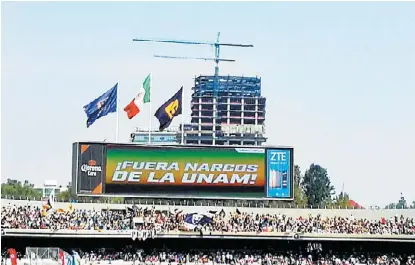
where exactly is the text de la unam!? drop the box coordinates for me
[111,161,260,185]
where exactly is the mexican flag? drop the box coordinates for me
[124,74,151,119]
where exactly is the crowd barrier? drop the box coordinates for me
[2,195,411,209]
[2,229,415,242]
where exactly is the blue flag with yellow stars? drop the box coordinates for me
[83,83,118,128]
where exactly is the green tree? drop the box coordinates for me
[384,193,408,209]
[385,202,396,209]
[293,165,307,206]
[333,192,350,208]
[56,190,72,201]
[56,182,76,201]
[301,164,335,208]
[1,179,42,199]
[89,197,124,203]
[396,193,407,209]
[108,197,124,203]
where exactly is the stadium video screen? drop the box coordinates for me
[72,143,294,200]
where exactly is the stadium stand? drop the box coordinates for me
[2,199,415,265]
[2,247,415,265]
[2,203,415,234]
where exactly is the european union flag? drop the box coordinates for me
[84,83,118,128]
[154,87,183,131]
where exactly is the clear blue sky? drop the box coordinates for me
[2,2,414,207]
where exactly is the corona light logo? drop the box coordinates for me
[81,159,102,176]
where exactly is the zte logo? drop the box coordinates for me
[81,160,102,177]
[269,151,287,162]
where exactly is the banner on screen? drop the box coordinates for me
[266,149,293,199]
[72,143,294,200]
[104,146,266,198]
[72,143,105,196]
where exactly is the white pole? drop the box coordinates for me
[181,86,184,145]
[148,73,152,144]
[116,82,120,143]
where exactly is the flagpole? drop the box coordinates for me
[116,81,120,143]
[181,86,184,145]
[148,73,152,144]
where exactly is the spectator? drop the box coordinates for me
[16,248,414,265]
[1,205,414,235]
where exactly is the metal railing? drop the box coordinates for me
[25,247,60,265]
[3,195,413,210]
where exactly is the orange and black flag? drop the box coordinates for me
[154,87,183,131]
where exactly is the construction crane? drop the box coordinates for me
[132,32,254,90]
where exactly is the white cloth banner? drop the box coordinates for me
[130,230,156,241]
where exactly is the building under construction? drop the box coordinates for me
[130,75,267,146]
[183,75,267,145]
[131,32,266,146]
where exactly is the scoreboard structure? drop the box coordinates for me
[72,142,294,200]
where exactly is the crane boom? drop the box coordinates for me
[154,55,235,62]
[132,32,253,92]
[132,39,253,48]
[133,38,213,46]
[217,43,253,47]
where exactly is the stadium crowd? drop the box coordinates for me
[2,248,414,265]
[74,248,415,265]
[1,204,415,235]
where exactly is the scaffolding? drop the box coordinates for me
[193,75,262,97]
[131,33,264,146]
[186,75,267,146]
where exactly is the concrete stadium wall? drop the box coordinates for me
[2,199,415,219]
